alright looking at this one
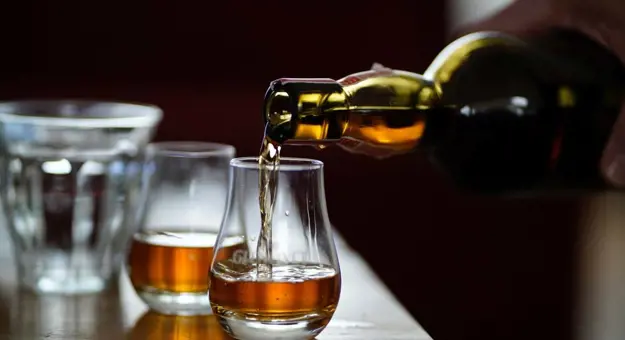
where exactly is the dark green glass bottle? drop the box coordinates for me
[262,28,625,195]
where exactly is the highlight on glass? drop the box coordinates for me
[209,157,341,339]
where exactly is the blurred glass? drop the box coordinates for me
[126,141,236,315]
[0,100,162,294]
[209,157,341,339]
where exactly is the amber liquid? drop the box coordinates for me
[294,107,430,151]
[209,261,340,321]
[257,134,281,278]
[127,231,245,294]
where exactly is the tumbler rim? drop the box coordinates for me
[148,141,236,158]
[231,156,323,171]
[0,99,163,128]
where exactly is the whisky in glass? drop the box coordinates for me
[209,157,341,339]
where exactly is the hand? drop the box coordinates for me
[457,0,625,187]
[336,137,414,159]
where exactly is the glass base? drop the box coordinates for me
[22,275,107,295]
[16,249,117,295]
[137,289,212,316]
[214,310,333,340]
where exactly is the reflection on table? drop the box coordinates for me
[0,276,233,340]
[128,311,232,340]
[0,283,126,339]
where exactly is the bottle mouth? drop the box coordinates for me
[263,82,295,143]
[265,91,292,125]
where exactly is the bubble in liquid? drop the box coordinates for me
[285,210,290,216]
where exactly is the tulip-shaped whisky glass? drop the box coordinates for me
[125,141,236,315]
[209,157,341,340]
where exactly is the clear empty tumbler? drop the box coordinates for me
[0,100,163,294]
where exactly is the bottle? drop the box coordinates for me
[262,28,625,196]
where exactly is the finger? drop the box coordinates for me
[336,142,357,153]
[336,138,362,151]
[337,137,410,158]
[451,0,559,39]
[345,142,402,159]
[600,104,625,187]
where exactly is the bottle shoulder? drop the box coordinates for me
[423,31,525,84]
[422,28,625,108]
[421,29,625,195]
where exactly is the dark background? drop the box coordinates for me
[0,1,582,339]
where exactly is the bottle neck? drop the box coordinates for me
[263,68,441,148]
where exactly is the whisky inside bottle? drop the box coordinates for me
[263,29,625,195]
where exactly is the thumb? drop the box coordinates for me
[450,0,558,40]
[600,104,625,187]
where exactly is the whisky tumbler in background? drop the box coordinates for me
[0,100,162,295]
[126,141,236,315]
[209,157,342,340]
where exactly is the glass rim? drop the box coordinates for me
[148,141,236,158]
[0,99,163,128]
[230,156,323,171]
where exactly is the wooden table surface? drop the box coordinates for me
[0,224,432,340]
